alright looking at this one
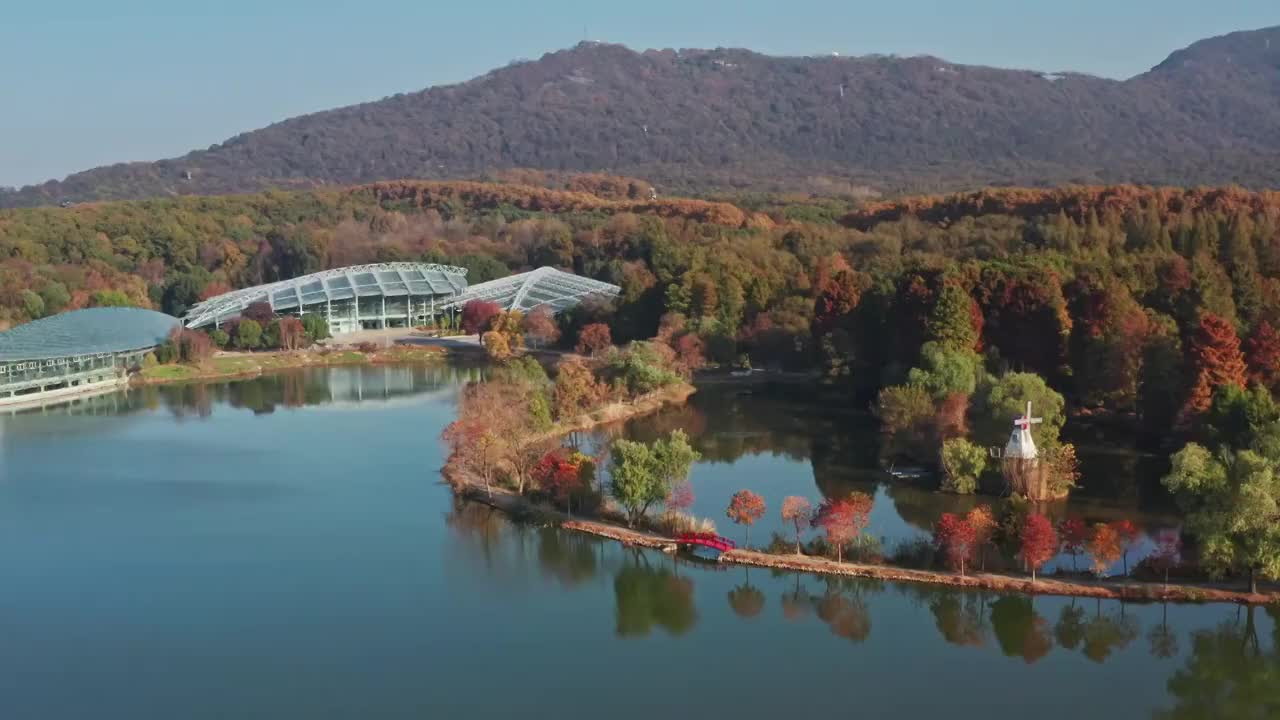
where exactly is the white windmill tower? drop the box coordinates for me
[1002,401,1049,500]
[1004,402,1042,461]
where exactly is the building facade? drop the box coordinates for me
[183,263,470,335]
[0,308,180,409]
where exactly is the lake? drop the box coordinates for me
[0,366,1274,719]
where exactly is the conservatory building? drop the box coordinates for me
[440,266,622,315]
[0,307,180,409]
[183,263,470,335]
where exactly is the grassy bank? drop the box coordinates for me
[133,345,449,386]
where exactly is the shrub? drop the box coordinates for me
[940,438,986,494]
[300,313,329,343]
[234,318,262,350]
[209,329,230,348]
[153,340,178,364]
[890,538,937,569]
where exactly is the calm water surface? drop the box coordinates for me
[0,367,1275,719]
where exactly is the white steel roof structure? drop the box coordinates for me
[184,262,468,329]
[440,267,621,314]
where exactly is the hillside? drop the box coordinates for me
[4,26,1280,207]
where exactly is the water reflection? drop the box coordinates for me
[929,591,989,647]
[443,495,1279,709]
[614,554,697,637]
[1159,606,1280,719]
[727,569,766,619]
[5,363,483,428]
[620,386,1183,571]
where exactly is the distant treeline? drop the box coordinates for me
[4,179,1280,441]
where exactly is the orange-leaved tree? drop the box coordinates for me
[1180,312,1247,425]
[965,505,997,571]
[1019,513,1057,582]
[1087,522,1122,578]
[780,496,813,554]
[576,323,613,357]
[726,490,767,546]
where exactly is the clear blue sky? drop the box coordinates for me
[2,0,1276,187]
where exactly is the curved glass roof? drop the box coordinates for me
[184,262,469,329]
[0,308,180,362]
[440,267,621,314]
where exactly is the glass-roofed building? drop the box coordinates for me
[439,267,621,315]
[0,307,180,408]
[183,263,469,335]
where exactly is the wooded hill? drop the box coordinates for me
[5,26,1280,208]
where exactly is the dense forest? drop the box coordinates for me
[4,179,1280,447]
[5,26,1280,207]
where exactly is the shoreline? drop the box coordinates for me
[460,485,1278,605]
[443,385,1279,606]
[130,345,451,387]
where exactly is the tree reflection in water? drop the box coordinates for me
[990,596,1053,664]
[1147,603,1179,659]
[812,578,878,643]
[1157,605,1280,719]
[613,551,697,637]
[929,590,989,647]
[535,526,599,588]
[780,575,813,622]
[727,567,765,619]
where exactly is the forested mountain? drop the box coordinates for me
[5,27,1280,208]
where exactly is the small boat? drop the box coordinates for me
[888,465,932,480]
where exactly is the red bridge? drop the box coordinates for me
[675,532,738,553]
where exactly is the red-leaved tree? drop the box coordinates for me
[1111,519,1140,576]
[726,490,767,546]
[1245,320,1280,392]
[1019,513,1058,582]
[1180,312,1248,424]
[461,300,502,335]
[780,496,813,554]
[1058,517,1088,572]
[933,513,977,576]
[575,323,613,357]
[811,493,873,563]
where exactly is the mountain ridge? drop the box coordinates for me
[5,26,1280,208]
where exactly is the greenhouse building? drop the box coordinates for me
[0,307,180,408]
[182,262,470,335]
[440,266,622,315]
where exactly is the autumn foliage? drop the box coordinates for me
[461,300,502,335]
[964,506,997,571]
[726,490,767,546]
[1180,313,1248,424]
[780,496,813,554]
[811,493,873,563]
[1087,523,1123,577]
[1019,513,1058,582]
[1058,517,1088,572]
[575,323,613,357]
[933,513,978,575]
